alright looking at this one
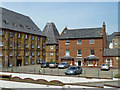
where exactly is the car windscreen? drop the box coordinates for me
[61,63,65,65]
[102,64,108,66]
[51,62,55,64]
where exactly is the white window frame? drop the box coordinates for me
[51,45,53,49]
[65,40,70,45]
[90,39,94,44]
[77,49,82,56]
[50,52,53,56]
[77,40,82,44]
[66,49,70,56]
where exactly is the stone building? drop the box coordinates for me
[43,22,59,62]
[59,22,108,67]
[0,7,46,67]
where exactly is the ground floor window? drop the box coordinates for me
[105,59,112,67]
[88,60,93,66]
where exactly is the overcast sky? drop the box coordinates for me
[2,2,118,35]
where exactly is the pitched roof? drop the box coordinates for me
[61,55,74,60]
[103,48,120,57]
[0,7,45,36]
[108,32,120,43]
[84,55,99,60]
[59,27,103,40]
[43,22,60,45]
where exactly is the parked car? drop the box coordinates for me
[101,63,110,71]
[65,66,82,75]
[37,59,45,64]
[58,62,70,69]
[49,62,58,68]
[41,62,50,68]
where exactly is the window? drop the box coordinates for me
[105,59,112,66]
[66,49,69,56]
[65,40,70,45]
[0,51,2,56]
[9,42,12,47]
[25,52,28,56]
[25,61,28,65]
[32,44,34,48]
[50,52,53,56]
[18,33,20,38]
[0,42,4,46]
[43,46,45,49]
[57,52,58,56]
[77,49,82,56]
[32,60,34,64]
[25,44,28,48]
[51,45,53,49]
[90,39,94,44]
[37,45,40,48]
[90,49,95,55]
[17,52,20,56]
[88,60,93,66]
[77,40,82,44]
[43,37,45,42]
[2,30,4,35]
[25,35,28,39]
[115,42,118,45]
[32,52,34,56]
[38,37,40,41]
[18,43,20,48]
[32,36,34,40]
[9,52,12,56]
[10,32,13,37]
[37,52,40,56]
[56,46,58,49]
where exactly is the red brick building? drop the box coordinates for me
[59,22,108,67]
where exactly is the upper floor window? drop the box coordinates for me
[9,52,12,56]
[32,36,34,40]
[51,45,53,49]
[10,32,13,37]
[66,49,69,56]
[25,52,28,56]
[9,42,12,47]
[90,49,95,55]
[77,40,82,44]
[37,52,40,56]
[18,33,21,38]
[25,44,28,48]
[0,30,4,36]
[43,46,45,49]
[32,52,34,56]
[0,42,4,46]
[115,42,118,45]
[17,52,20,56]
[65,40,70,45]
[90,39,94,44]
[38,37,40,41]
[32,44,34,48]
[18,43,20,48]
[50,52,53,56]
[25,35,28,39]
[37,45,40,48]
[77,49,82,56]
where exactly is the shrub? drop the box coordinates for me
[114,74,120,78]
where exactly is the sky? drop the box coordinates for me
[2,2,118,35]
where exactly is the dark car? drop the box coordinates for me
[58,62,70,69]
[65,66,82,75]
[49,62,58,68]
[37,59,45,64]
[41,62,50,68]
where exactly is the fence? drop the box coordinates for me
[1,65,116,79]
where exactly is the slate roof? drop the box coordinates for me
[108,32,120,43]
[59,27,103,39]
[84,55,99,60]
[0,7,45,36]
[43,22,60,45]
[61,55,74,60]
[103,48,120,57]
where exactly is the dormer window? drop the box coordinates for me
[3,20,8,24]
[13,23,17,27]
[90,39,94,44]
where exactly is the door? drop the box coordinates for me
[17,60,22,66]
[78,61,81,66]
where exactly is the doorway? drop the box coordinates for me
[17,60,22,66]
[78,61,81,66]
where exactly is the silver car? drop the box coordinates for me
[101,63,110,70]
[65,66,82,75]
[58,62,70,69]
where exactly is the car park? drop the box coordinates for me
[37,59,45,64]
[41,62,50,68]
[58,62,70,69]
[65,66,82,75]
[49,62,58,68]
[101,63,110,71]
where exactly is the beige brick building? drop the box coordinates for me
[43,22,59,62]
[0,7,46,67]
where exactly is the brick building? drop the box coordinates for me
[43,22,59,62]
[59,22,108,67]
[0,7,46,67]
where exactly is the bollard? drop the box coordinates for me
[34,68,36,74]
[58,68,59,76]
[43,68,45,74]
[16,66,17,72]
[84,70,86,78]
[11,68,13,72]
[111,71,113,79]
[98,71,100,79]
[7,66,8,72]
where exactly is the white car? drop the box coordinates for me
[101,63,110,70]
